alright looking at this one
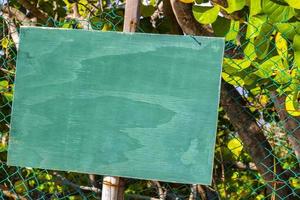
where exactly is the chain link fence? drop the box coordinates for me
[1,1,300,200]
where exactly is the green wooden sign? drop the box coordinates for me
[8,27,224,184]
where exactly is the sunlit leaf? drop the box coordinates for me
[262,0,295,22]
[249,0,262,16]
[275,22,300,40]
[253,55,283,78]
[285,92,300,116]
[227,138,243,158]
[0,80,8,92]
[243,39,257,61]
[222,72,245,86]
[223,0,246,14]
[224,58,252,70]
[225,20,240,41]
[274,70,291,84]
[284,0,300,9]
[293,34,300,67]
[1,38,9,49]
[290,177,300,189]
[179,0,194,3]
[4,92,13,102]
[275,32,288,59]
[192,5,220,24]
[246,15,267,39]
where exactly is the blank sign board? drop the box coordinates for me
[8,27,224,184]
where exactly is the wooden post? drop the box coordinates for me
[101,1,141,200]
[101,176,124,200]
[123,0,141,32]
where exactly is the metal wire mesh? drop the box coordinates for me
[0,1,300,200]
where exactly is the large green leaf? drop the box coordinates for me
[223,0,246,14]
[212,17,231,37]
[192,5,220,24]
[293,34,300,67]
[253,55,283,78]
[225,20,240,41]
[222,72,245,86]
[254,23,273,60]
[246,15,267,39]
[275,22,300,40]
[224,58,252,70]
[140,4,156,17]
[249,0,262,16]
[284,0,300,9]
[275,32,288,60]
[244,39,257,61]
[262,0,295,22]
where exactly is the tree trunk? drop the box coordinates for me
[18,0,48,22]
[168,0,294,199]
[271,92,300,166]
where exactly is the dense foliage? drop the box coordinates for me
[0,0,299,199]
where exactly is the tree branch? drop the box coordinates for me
[163,0,183,34]
[221,82,294,199]
[18,0,48,22]
[1,6,31,24]
[169,0,213,36]
[152,181,166,200]
[0,187,27,200]
[2,13,19,50]
[271,92,300,166]
[52,172,101,193]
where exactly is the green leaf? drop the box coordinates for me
[293,34,300,67]
[262,0,295,22]
[275,22,300,40]
[290,177,300,189]
[274,70,291,84]
[1,38,9,49]
[4,92,13,102]
[243,74,260,86]
[224,58,252,70]
[0,80,8,92]
[284,0,300,9]
[253,55,283,78]
[212,17,231,37]
[192,5,220,24]
[222,72,245,86]
[227,138,243,158]
[254,23,273,60]
[225,20,240,41]
[223,0,246,14]
[246,15,267,39]
[249,0,262,16]
[140,4,156,17]
[275,32,288,60]
[285,92,300,116]
[244,39,257,61]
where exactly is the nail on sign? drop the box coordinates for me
[8,27,224,184]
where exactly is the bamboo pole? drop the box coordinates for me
[101,1,141,200]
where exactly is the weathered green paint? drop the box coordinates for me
[8,27,224,184]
